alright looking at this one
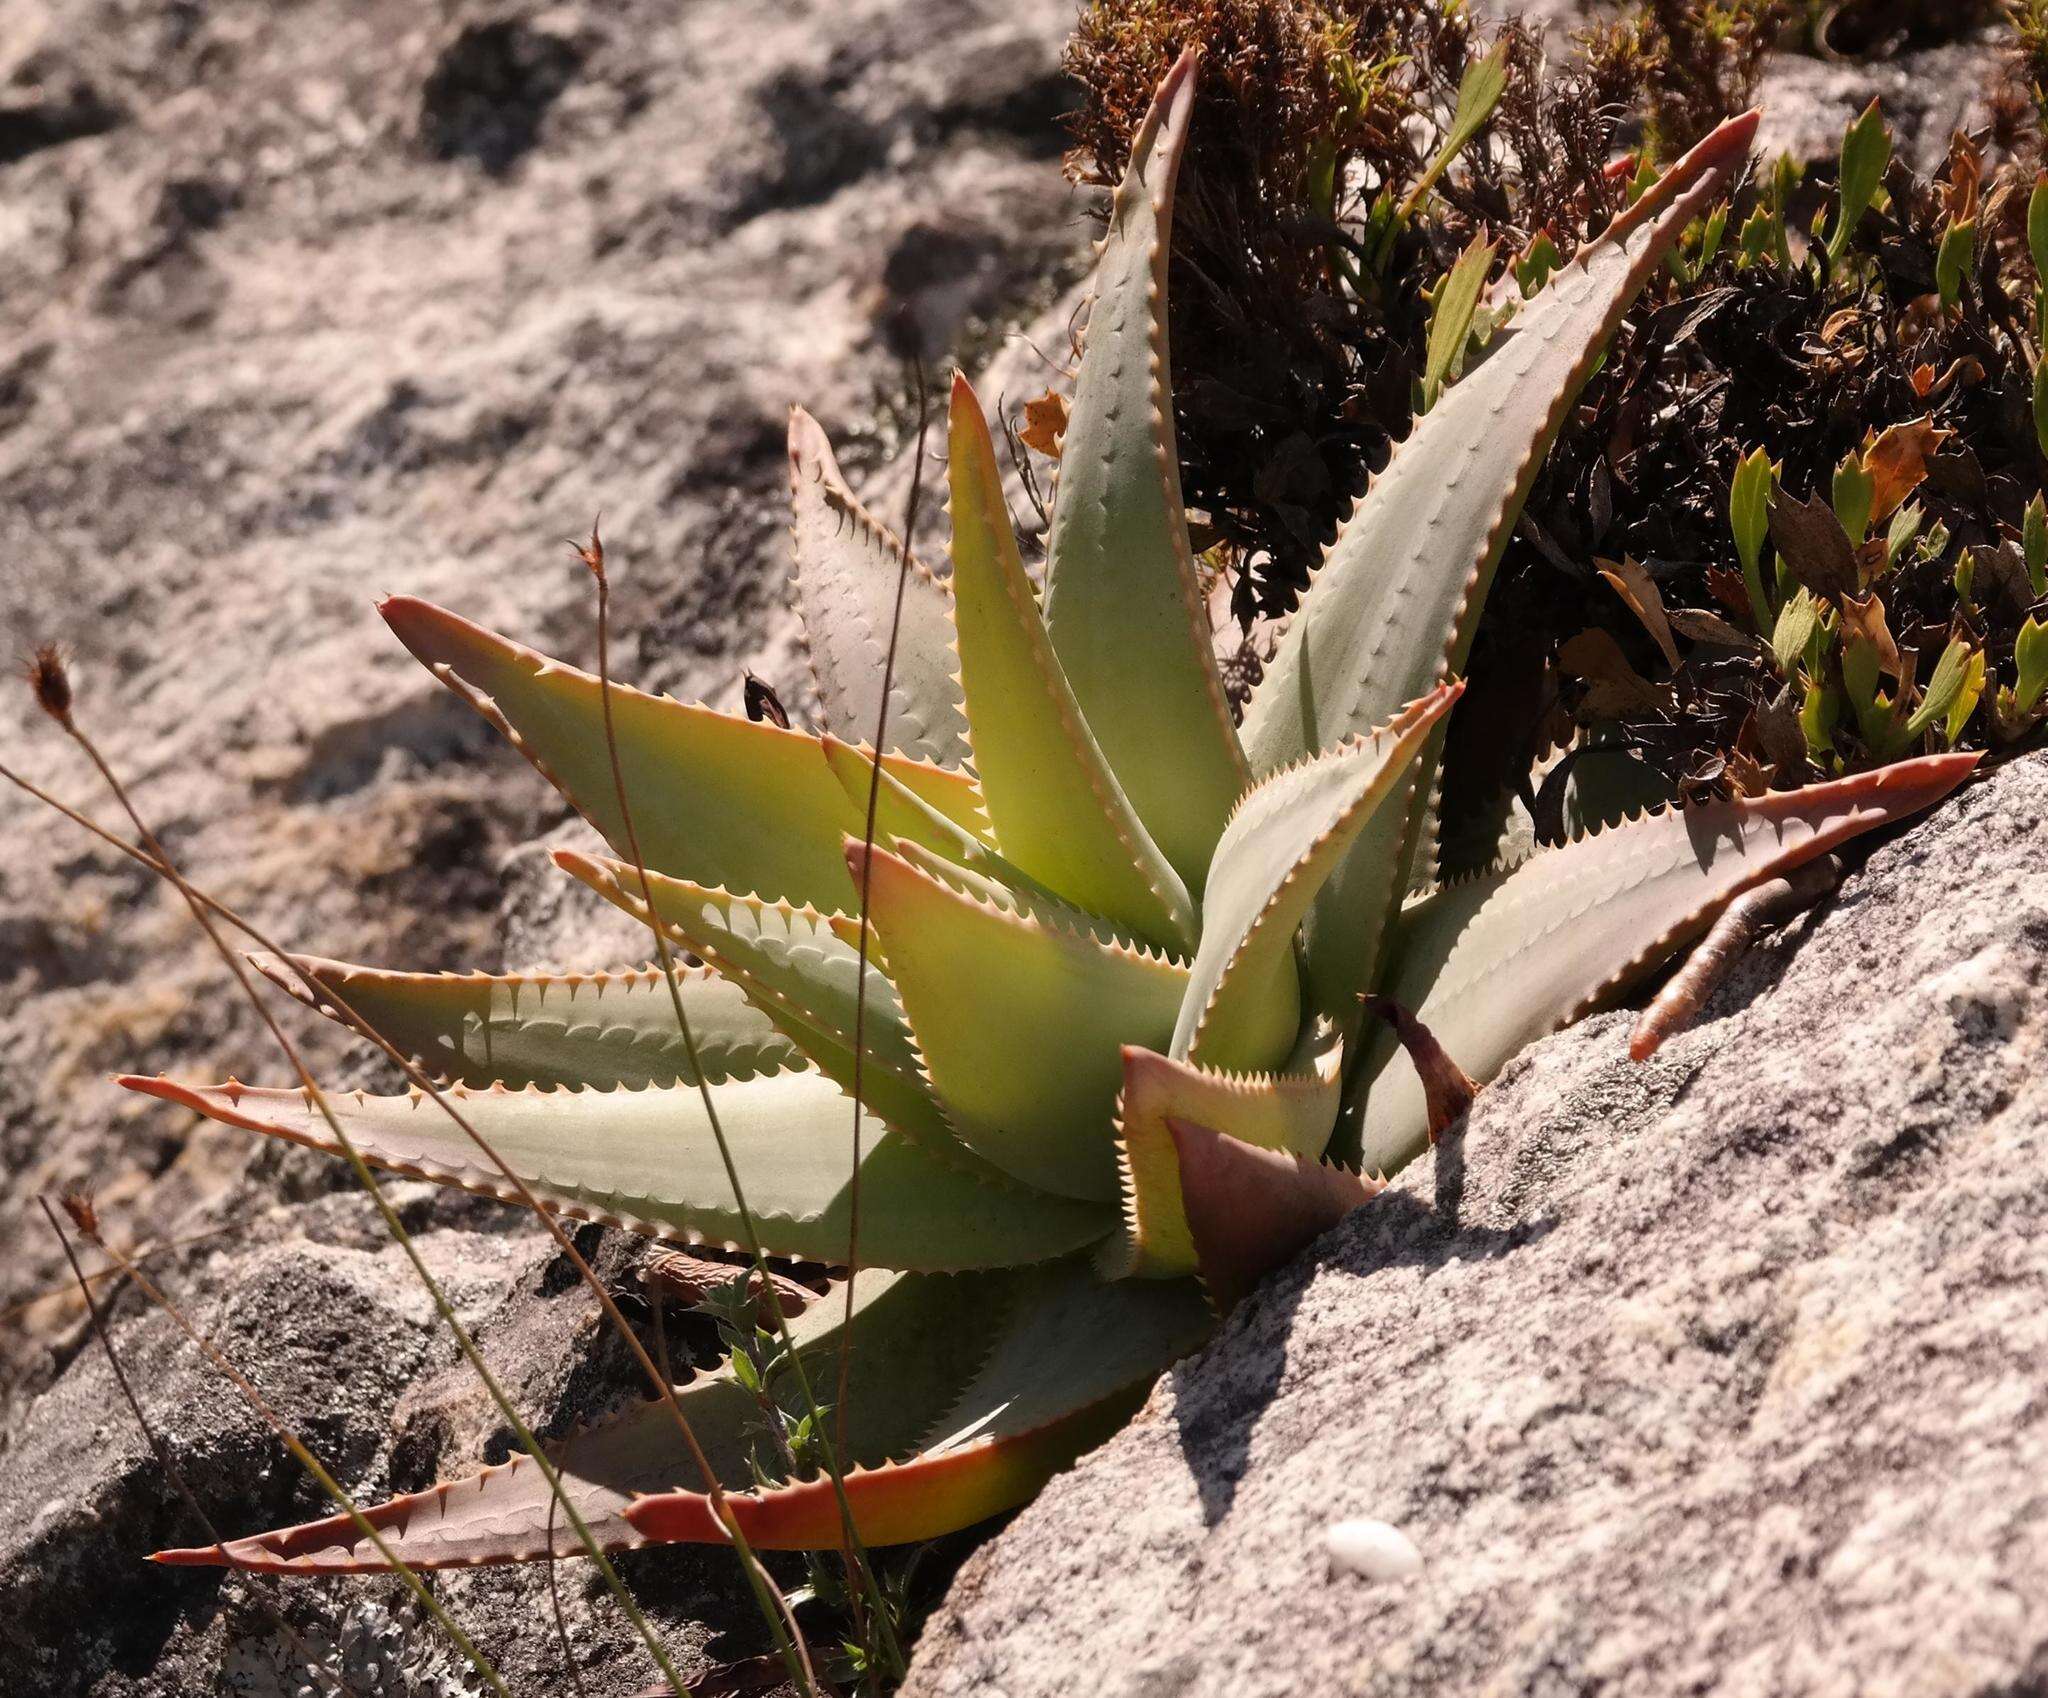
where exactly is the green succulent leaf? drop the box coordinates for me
[1399,40,1509,222]
[1037,50,1248,890]
[1827,98,1889,264]
[1832,451,1875,544]
[1935,217,1976,311]
[2016,615,2048,715]
[249,953,796,1090]
[1356,753,1979,1173]
[2030,169,2048,289]
[787,407,969,766]
[1239,115,1759,1032]
[1176,683,1461,1074]
[946,374,1196,951]
[1731,445,1778,631]
[1420,233,1496,412]
[381,597,985,914]
[1905,637,1975,739]
[2023,495,2047,596]
[1772,587,1821,677]
[851,839,1189,1202]
[550,851,978,1166]
[124,1070,1112,1271]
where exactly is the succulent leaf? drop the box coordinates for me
[1106,1038,1346,1281]
[1238,113,1761,1030]
[250,953,796,1089]
[879,835,1155,954]
[788,406,969,765]
[945,374,1196,953]
[1037,50,1247,888]
[123,1071,1112,1271]
[626,1260,1213,1549]
[1175,683,1462,1073]
[1166,1119,1383,1314]
[849,839,1188,1202]
[1356,751,1979,1172]
[552,849,982,1167]
[155,1268,1001,1570]
[381,596,984,913]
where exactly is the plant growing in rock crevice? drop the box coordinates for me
[1526,107,2048,828]
[78,63,1974,1610]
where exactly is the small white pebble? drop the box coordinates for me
[1326,1518,1423,1582]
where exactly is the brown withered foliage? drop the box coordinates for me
[1495,137,2045,837]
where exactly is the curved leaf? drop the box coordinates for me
[1038,49,1247,887]
[123,1068,1111,1272]
[1356,751,1980,1173]
[1175,683,1461,1073]
[851,839,1188,1202]
[945,375,1195,952]
[789,406,969,766]
[1238,113,1760,1026]
[154,1268,999,1570]
[1167,1119,1382,1314]
[625,1260,1213,1549]
[380,597,983,914]
[1106,1038,1346,1281]
[250,953,794,1089]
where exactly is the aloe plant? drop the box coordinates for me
[127,63,1972,1578]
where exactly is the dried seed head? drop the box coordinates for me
[59,1187,100,1242]
[26,643,73,726]
[568,515,606,585]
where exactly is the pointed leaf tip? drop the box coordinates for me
[1170,1119,1381,1313]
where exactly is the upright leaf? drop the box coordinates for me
[851,840,1188,1202]
[1420,235,1496,411]
[1399,41,1509,220]
[1827,98,1889,263]
[946,374,1195,950]
[1175,684,1460,1074]
[1239,113,1759,1033]
[1037,51,1247,890]
[1731,445,1777,631]
[787,407,969,766]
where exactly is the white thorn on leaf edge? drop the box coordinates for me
[1325,1517,1423,1583]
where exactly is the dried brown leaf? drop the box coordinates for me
[1669,606,1755,648]
[1596,555,1680,671]
[1017,390,1069,459]
[1559,627,1668,715]
[1767,489,1859,599]
[1839,591,1901,678]
[1861,417,1950,525]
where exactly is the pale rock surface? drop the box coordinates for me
[907,751,2048,1698]
[0,0,1086,1691]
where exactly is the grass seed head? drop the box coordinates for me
[26,643,73,727]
